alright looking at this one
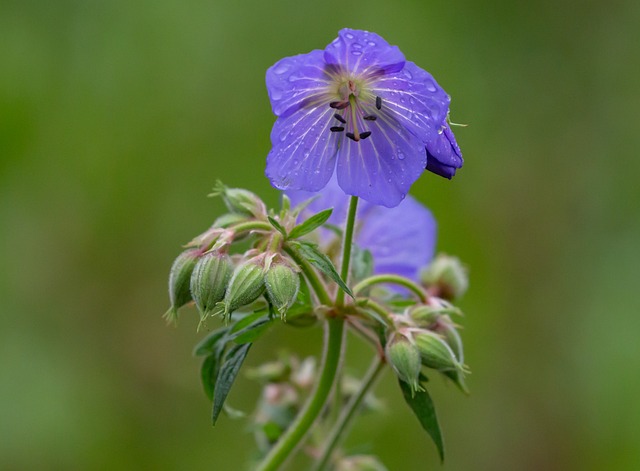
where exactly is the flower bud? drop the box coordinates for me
[265,263,300,320]
[421,254,468,301]
[190,251,233,320]
[385,334,423,395]
[211,183,267,218]
[222,257,267,318]
[408,305,441,326]
[165,249,200,324]
[414,331,466,374]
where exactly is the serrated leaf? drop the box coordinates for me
[193,327,229,356]
[399,380,445,462]
[288,240,353,298]
[268,216,287,237]
[200,355,219,401]
[288,208,333,239]
[212,343,252,425]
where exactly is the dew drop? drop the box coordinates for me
[273,63,290,75]
[425,79,436,92]
[346,33,354,39]
[403,69,413,79]
[351,50,362,56]
[352,43,363,49]
[367,41,376,46]
[271,89,283,100]
[397,151,406,160]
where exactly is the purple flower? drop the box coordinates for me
[266,28,462,208]
[287,176,436,282]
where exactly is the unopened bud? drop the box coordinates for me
[211,182,267,218]
[265,264,300,320]
[421,254,468,301]
[414,331,466,374]
[336,455,388,471]
[385,334,423,395]
[190,251,233,320]
[165,249,200,324]
[222,257,267,318]
[408,305,442,326]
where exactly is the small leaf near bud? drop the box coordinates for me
[414,331,467,375]
[221,258,267,319]
[385,334,423,396]
[190,251,233,321]
[265,264,300,320]
[421,254,469,301]
[165,249,200,325]
[210,182,267,218]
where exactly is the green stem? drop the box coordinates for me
[256,317,346,471]
[230,220,273,234]
[353,274,428,303]
[283,243,332,306]
[311,356,386,471]
[355,297,394,327]
[335,196,359,307]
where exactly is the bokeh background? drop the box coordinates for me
[2,0,639,469]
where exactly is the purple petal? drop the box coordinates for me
[266,50,335,118]
[370,61,450,144]
[266,104,340,192]
[425,122,463,179]
[324,29,405,78]
[335,112,426,208]
[357,196,437,281]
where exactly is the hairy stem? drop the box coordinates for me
[335,196,359,307]
[311,356,386,471]
[256,317,345,471]
[353,274,428,303]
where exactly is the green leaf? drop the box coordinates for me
[233,319,271,344]
[212,343,252,425]
[399,379,445,462]
[200,354,219,401]
[193,327,229,356]
[268,216,287,237]
[288,240,353,298]
[288,208,333,239]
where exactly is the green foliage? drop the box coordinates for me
[288,208,333,239]
[288,240,353,298]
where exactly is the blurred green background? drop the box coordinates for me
[2,0,639,469]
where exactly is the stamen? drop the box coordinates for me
[330,101,349,110]
[345,132,358,141]
[363,115,377,121]
[359,131,371,140]
[330,126,345,132]
[334,113,347,124]
[376,96,382,110]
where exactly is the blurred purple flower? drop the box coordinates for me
[266,28,462,208]
[287,177,436,281]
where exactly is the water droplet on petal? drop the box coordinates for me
[352,43,363,49]
[273,63,290,75]
[367,41,376,46]
[345,33,354,39]
[351,50,362,56]
[397,151,406,160]
[403,69,413,79]
[425,79,437,92]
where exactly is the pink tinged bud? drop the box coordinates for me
[222,259,267,318]
[165,249,200,324]
[190,252,233,320]
[414,331,467,374]
[385,335,423,396]
[265,264,300,320]
[421,254,469,301]
[211,182,267,218]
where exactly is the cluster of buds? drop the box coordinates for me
[165,184,302,325]
[386,298,468,395]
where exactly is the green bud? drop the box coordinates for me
[190,251,233,320]
[414,331,466,374]
[222,258,267,318]
[265,264,300,320]
[211,182,266,218]
[408,305,442,325]
[213,213,248,228]
[421,254,469,301]
[164,249,200,325]
[385,334,423,396]
[439,321,464,363]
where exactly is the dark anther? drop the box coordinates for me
[359,131,371,140]
[330,126,345,132]
[334,113,347,124]
[345,132,358,141]
[363,115,377,121]
[376,96,382,110]
[330,101,349,110]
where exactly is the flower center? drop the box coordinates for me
[328,80,381,142]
